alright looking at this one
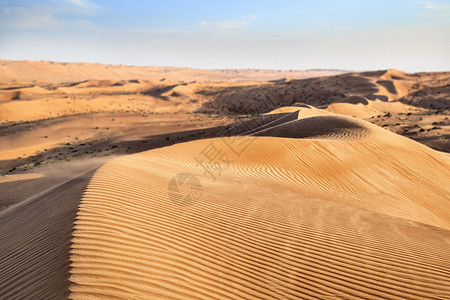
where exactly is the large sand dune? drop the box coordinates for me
[70,113,450,299]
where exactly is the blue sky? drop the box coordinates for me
[0,0,449,71]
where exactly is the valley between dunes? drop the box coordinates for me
[0,61,449,299]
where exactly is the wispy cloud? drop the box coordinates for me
[68,0,101,13]
[417,1,450,18]
[200,19,248,30]
[134,28,186,35]
[313,18,353,32]
[0,0,102,30]
[70,0,89,7]
[0,6,66,30]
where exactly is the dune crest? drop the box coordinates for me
[252,115,372,140]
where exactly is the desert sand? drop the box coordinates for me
[0,59,345,83]
[70,112,450,299]
[0,60,449,299]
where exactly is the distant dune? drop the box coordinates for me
[0,60,346,82]
[199,69,450,113]
[1,66,447,152]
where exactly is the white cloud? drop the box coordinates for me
[70,0,88,7]
[68,0,101,14]
[200,19,248,30]
[0,6,66,30]
[69,0,99,9]
[417,1,450,18]
[313,18,352,32]
[0,1,102,30]
[134,28,184,35]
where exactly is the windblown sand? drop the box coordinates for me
[70,114,450,299]
[1,61,449,299]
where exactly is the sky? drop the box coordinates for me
[0,0,449,71]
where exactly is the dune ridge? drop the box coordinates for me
[70,115,450,299]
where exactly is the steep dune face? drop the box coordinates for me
[0,169,97,299]
[70,116,450,299]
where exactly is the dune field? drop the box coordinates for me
[0,60,345,83]
[0,61,449,299]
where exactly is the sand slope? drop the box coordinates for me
[0,169,97,299]
[70,115,450,299]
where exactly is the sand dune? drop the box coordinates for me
[0,60,345,82]
[198,68,450,114]
[0,64,447,154]
[1,61,449,299]
[70,115,450,299]
[0,91,20,101]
